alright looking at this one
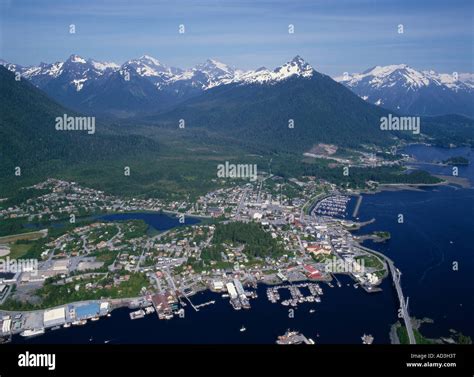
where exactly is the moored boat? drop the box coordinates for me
[20,328,45,337]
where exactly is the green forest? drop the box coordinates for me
[212,222,284,258]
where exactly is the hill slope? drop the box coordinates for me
[0,66,158,174]
[149,71,395,152]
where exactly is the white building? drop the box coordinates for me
[2,318,11,333]
[212,281,224,291]
[43,307,66,327]
[226,282,238,300]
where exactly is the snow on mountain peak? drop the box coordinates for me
[139,55,163,67]
[196,58,235,76]
[273,55,313,79]
[123,55,176,79]
[236,56,314,85]
[335,64,473,92]
[67,54,87,64]
[168,58,237,90]
[90,59,120,72]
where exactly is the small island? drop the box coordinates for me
[443,156,469,166]
[373,231,391,241]
[391,317,472,345]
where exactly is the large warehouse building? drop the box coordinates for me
[74,303,100,320]
[43,307,66,327]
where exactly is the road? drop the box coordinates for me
[235,187,249,220]
[358,245,416,344]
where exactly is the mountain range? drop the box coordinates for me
[1,55,473,197]
[3,55,472,118]
[2,54,314,116]
[335,65,474,118]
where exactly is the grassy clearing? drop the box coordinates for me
[0,230,46,244]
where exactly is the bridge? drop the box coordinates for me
[358,245,416,344]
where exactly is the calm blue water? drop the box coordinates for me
[12,145,474,344]
[13,277,397,344]
[352,144,474,340]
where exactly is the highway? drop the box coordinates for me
[358,245,416,344]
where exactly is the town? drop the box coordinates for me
[0,174,390,342]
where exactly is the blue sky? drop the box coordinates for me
[0,0,472,76]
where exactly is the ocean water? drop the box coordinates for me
[352,145,474,340]
[12,145,474,344]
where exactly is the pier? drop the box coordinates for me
[182,294,199,312]
[195,300,215,309]
[352,195,363,218]
[358,245,416,344]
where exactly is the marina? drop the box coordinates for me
[313,195,352,218]
[267,282,323,308]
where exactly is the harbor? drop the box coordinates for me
[313,195,352,218]
[6,276,398,344]
[267,282,323,307]
[1,300,112,340]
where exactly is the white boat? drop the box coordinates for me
[72,320,87,326]
[129,309,145,320]
[240,326,246,332]
[361,334,374,344]
[309,309,316,313]
[91,316,100,321]
[145,306,155,314]
[20,328,45,337]
[63,323,71,328]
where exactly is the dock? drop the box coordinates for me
[352,195,363,218]
[195,300,215,309]
[182,294,199,312]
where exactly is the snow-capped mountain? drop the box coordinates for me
[335,64,474,117]
[6,55,471,118]
[121,55,182,89]
[5,54,120,91]
[169,59,239,90]
[236,55,314,84]
[0,54,318,116]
